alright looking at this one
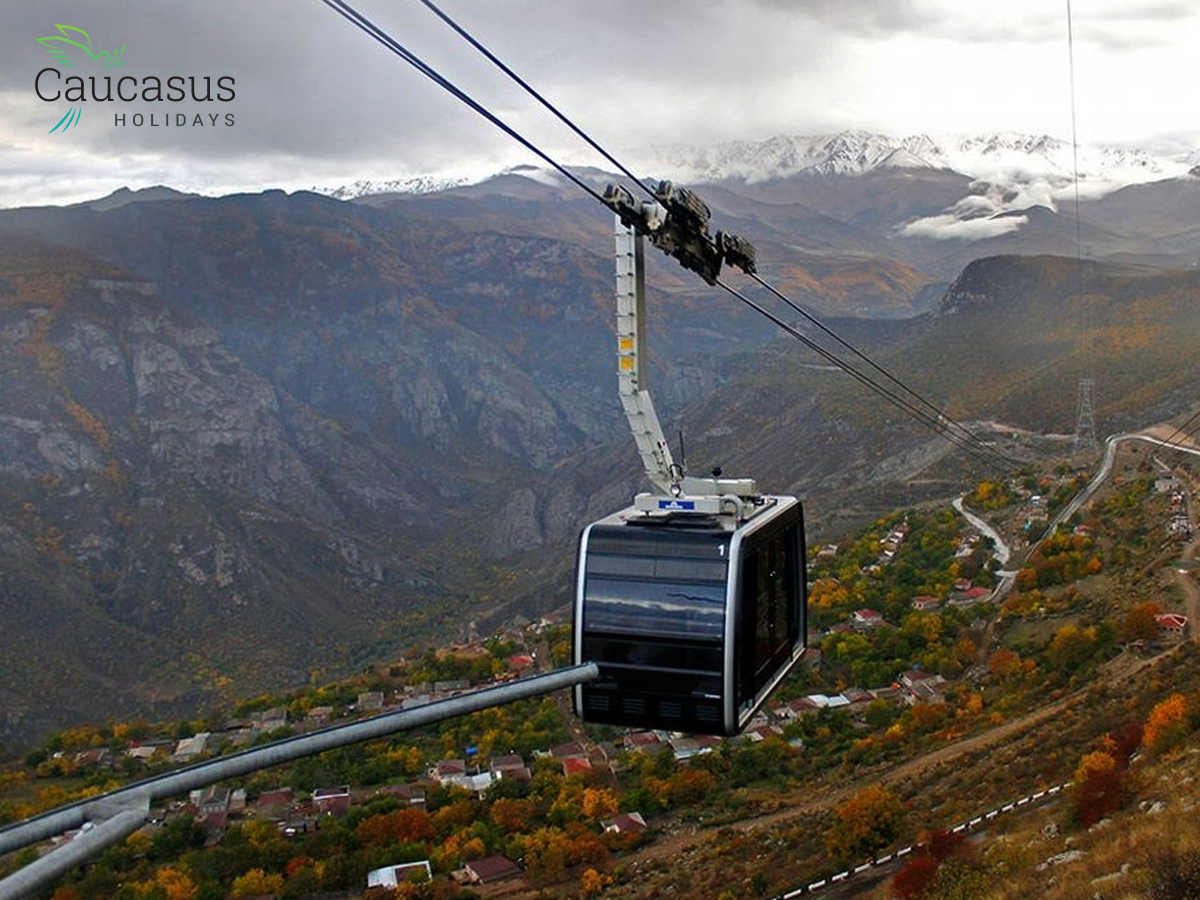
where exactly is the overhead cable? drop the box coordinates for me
[317,0,606,206]
[410,0,1019,469]
[317,0,1018,472]
[715,278,1015,471]
[413,0,659,202]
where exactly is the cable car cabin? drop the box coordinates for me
[573,496,806,736]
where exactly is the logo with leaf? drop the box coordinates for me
[37,25,126,134]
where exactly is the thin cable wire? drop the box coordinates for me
[716,278,1017,471]
[318,0,606,206]
[412,0,659,203]
[1158,407,1200,452]
[747,273,1024,467]
[412,0,1017,468]
[316,0,1017,472]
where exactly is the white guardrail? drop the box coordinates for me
[772,783,1069,899]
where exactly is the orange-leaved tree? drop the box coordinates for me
[825,784,906,863]
[1144,693,1189,755]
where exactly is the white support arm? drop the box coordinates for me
[615,217,679,495]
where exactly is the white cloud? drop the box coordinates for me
[900,212,1027,241]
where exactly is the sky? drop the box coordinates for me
[1,0,1198,208]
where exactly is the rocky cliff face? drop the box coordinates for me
[0,190,757,744]
[3,182,1198,746]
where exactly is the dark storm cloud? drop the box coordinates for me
[3,0,759,167]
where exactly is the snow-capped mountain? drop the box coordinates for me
[630,131,1194,243]
[639,131,1191,191]
[314,131,1197,246]
[315,173,478,200]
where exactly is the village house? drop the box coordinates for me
[72,748,111,770]
[622,731,662,753]
[432,759,466,784]
[667,734,722,761]
[356,691,384,712]
[508,653,536,672]
[489,753,528,778]
[374,784,426,807]
[604,812,647,834]
[949,586,993,607]
[1156,475,1181,494]
[463,856,521,885]
[898,670,947,705]
[368,861,432,888]
[191,787,230,817]
[551,742,587,761]
[312,786,351,816]
[840,687,874,714]
[852,608,885,630]
[562,757,593,777]
[744,724,785,742]
[1157,613,1188,641]
[912,595,941,612]
[254,787,294,816]
[172,733,210,762]
[305,706,334,725]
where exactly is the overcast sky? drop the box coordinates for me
[2,0,1198,207]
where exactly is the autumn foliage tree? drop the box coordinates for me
[1073,749,1123,826]
[356,807,436,847]
[230,868,284,898]
[891,830,968,899]
[490,797,537,833]
[825,785,906,863]
[1120,601,1163,643]
[1144,693,1190,754]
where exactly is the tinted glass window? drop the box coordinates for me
[737,516,801,704]
[584,576,726,639]
[586,554,727,583]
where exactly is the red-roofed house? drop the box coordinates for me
[563,757,593,777]
[912,595,941,612]
[604,812,647,834]
[1157,613,1188,640]
[853,609,884,629]
[949,586,993,607]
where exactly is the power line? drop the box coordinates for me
[1159,407,1200,453]
[317,0,1017,473]
[317,0,606,206]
